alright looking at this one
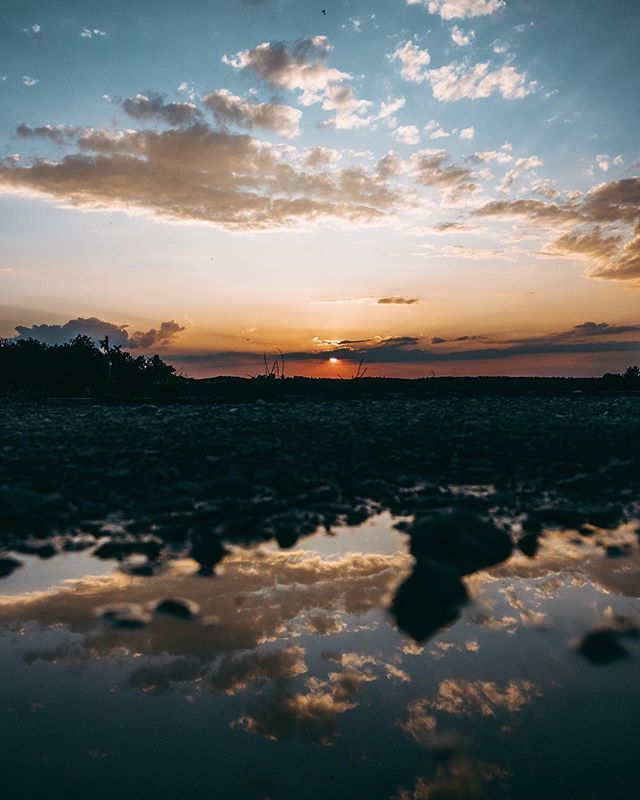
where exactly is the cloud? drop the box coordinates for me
[471,150,513,164]
[425,62,537,101]
[222,36,349,101]
[393,125,421,145]
[378,97,406,120]
[209,646,307,695]
[16,124,79,145]
[425,120,475,140]
[432,334,486,343]
[499,155,543,193]
[388,41,431,83]
[596,153,624,172]
[22,76,39,87]
[129,320,187,348]
[222,37,376,131]
[451,25,475,46]
[423,678,538,717]
[303,146,342,169]
[232,686,356,745]
[412,0,505,20]
[80,28,107,38]
[203,89,301,138]
[410,148,476,192]
[474,177,640,282]
[0,123,401,231]
[389,42,536,101]
[14,317,186,349]
[122,93,202,127]
[377,297,419,305]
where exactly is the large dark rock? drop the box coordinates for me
[189,536,227,575]
[0,555,23,578]
[391,561,469,643]
[154,597,200,619]
[93,537,162,561]
[409,508,513,575]
[96,603,151,628]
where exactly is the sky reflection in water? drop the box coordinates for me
[0,514,639,800]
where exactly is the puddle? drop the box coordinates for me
[0,515,639,800]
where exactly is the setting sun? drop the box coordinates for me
[329,358,339,364]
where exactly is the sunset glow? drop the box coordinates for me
[1,0,638,376]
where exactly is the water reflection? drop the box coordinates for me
[0,514,639,799]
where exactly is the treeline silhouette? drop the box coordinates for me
[1,334,639,400]
[0,335,181,399]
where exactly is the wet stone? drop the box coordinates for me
[605,544,632,559]
[391,561,469,643]
[93,538,162,561]
[517,532,539,558]
[96,603,152,629]
[189,536,227,574]
[409,508,513,575]
[14,541,57,559]
[577,629,630,665]
[154,597,200,620]
[0,554,23,578]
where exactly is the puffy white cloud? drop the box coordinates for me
[223,36,348,98]
[407,0,505,19]
[223,37,374,130]
[393,125,421,145]
[22,76,39,87]
[388,41,431,83]
[425,121,475,141]
[499,155,543,193]
[471,149,513,164]
[426,62,537,101]
[80,27,107,38]
[203,89,301,138]
[378,97,406,119]
[596,154,624,172]
[451,25,475,46]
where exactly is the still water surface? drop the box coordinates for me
[0,513,638,799]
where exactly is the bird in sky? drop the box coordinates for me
[322,9,326,15]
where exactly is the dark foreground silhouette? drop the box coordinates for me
[1,335,639,400]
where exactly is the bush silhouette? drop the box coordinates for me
[0,335,182,398]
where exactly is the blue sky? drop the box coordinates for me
[1,0,639,376]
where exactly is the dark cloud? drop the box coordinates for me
[431,335,486,344]
[569,321,640,337]
[16,124,79,145]
[377,297,419,305]
[121,93,202,127]
[202,89,301,138]
[14,317,185,349]
[170,322,640,370]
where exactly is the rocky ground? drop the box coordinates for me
[1,396,638,575]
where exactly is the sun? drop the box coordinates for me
[329,357,339,364]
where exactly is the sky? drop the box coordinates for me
[1,0,639,377]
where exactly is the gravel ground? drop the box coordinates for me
[1,397,639,556]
